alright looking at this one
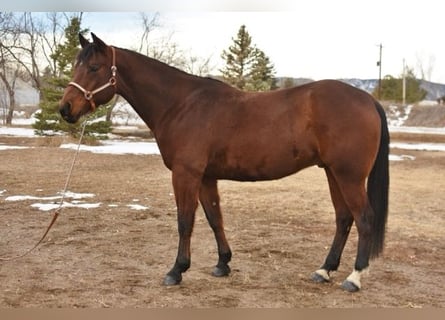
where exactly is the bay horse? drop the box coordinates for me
[60,33,389,292]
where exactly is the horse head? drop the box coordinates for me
[59,33,117,123]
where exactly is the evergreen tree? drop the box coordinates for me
[33,16,111,139]
[220,25,255,90]
[373,68,426,103]
[245,48,276,91]
[404,68,427,103]
[220,25,275,91]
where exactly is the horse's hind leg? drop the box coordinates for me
[312,168,353,283]
[325,168,374,292]
[199,178,232,277]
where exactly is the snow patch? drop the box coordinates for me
[387,104,413,126]
[0,143,30,151]
[60,140,160,155]
[0,126,36,137]
[127,204,150,211]
[4,190,151,212]
[5,191,94,202]
[389,154,416,161]
[390,142,445,152]
[389,126,445,135]
[31,202,101,211]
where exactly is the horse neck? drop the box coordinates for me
[114,48,199,132]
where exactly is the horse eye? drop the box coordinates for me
[88,64,100,72]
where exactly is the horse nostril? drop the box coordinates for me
[60,102,71,117]
[59,102,77,123]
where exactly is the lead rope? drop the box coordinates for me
[0,121,88,261]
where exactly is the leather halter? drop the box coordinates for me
[68,46,117,111]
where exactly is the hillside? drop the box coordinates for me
[344,78,445,101]
[384,103,445,128]
[275,77,445,101]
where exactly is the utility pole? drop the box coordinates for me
[376,43,383,100]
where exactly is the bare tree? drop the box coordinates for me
[0,12,22,124]
[416,53,436,82]
[4,13,43,89]
[0,12,82,124]
[137,13,185,66]
[138,12,160,55]
[181,53,214,77]
[137,12,214,76]
[0,65,24,125]
[0,12,44,124]
[38,12,66,77]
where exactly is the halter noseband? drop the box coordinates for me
[68,46,117,111]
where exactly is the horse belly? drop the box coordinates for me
[206,143,316,182]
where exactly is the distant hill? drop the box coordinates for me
[341,78,445,101]
[276,77,445,101]
[418,80,445,100]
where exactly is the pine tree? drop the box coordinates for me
[33,16,111,139]
[220,25,275,91]
[220,25,255,90]
[245,48,276,91]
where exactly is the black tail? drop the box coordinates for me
[367,101,390,259]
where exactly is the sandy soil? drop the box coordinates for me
[0,135,444,307]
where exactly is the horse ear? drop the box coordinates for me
[91,33,108,50]
[79,33,90,48]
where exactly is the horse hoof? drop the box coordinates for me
[311,272,329,283]
[341,280,360,292]
[311,269,330,283]
[212,264,231,277]
[163,274,182,286]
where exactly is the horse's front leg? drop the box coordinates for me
[163,166,201,286]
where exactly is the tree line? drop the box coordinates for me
[0,13,430,137]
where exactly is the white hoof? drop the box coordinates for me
[343,268,368,291]
[311,269,330,283]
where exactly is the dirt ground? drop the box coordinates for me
[0,134,444,307]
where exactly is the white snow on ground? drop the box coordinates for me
[2,190,150,212]
[127,204,150,211]
[31,202,102,211]
[390,142,445,152]
[389,154,416,161]
[0,126,36,137]
[389,126,445,135]
[59,140,161,155]
[5,191,95,202]
[387,104,413,126]
[0,144,30,150]
[4,191,100,212]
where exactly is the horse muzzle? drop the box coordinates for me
[59,102,78,124]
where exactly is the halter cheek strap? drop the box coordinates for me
[68,46,117,111]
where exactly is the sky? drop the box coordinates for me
[3,0,445,82]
